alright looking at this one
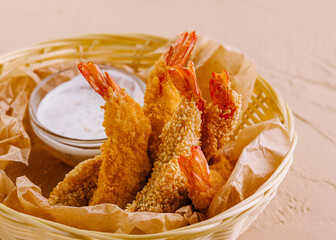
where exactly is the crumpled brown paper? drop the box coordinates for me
[0,170,14,202]
[2,175,198,234]
[0,67,39,170]
[0,35,290,234]
[207,118,291,217]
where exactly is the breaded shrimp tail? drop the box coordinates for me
[144,31,197,162]
[78,62,152,209]
[178,146,231,211]
[127,61,204,213]
[201,71,242,160]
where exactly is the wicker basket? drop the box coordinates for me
[0,34,297,240]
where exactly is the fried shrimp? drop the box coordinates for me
[77,62,152,208]
[201,71,242,161]
[178,146,231,211]
[144,31,197,162]
[48,156,101,207]
[127,61,204,213]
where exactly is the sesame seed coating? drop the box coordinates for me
[127,97,202,213]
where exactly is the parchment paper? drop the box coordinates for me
[208,119,291,217]
[0,67,37,169]
[0,35,290,234]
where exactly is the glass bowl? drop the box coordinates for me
[29,65,145,166]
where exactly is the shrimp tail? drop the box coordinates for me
[78,62,121,98]
[165,31,197,67]
[168,61,205,112]
[201,70,242,161]
[178,146,210,193]
[178,146,227,210]
[209,70,238,117]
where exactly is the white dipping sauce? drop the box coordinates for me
[37,69,144,140]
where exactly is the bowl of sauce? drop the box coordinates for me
[29,65,145,166]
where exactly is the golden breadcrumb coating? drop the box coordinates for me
[201,98,242,161]
[144,57,181,162]
[48,156,101,207]
[90,89,152,208]
[127,97,202,213]
[209,153,232,181]
[201,71,242,161]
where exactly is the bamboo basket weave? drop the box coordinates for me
[0,34,297,240]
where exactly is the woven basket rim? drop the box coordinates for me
[0,33,297,238]
[0,33,169,67]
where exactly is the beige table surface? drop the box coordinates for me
[0,0,335,239]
